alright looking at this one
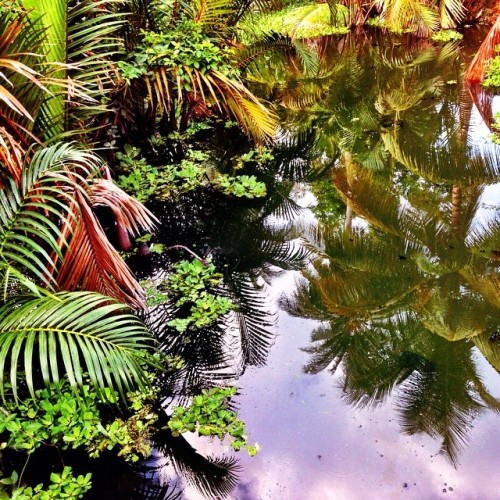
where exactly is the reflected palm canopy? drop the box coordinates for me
[278,34,500,464]
[111,32,500,494]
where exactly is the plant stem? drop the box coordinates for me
[166,245,208,265]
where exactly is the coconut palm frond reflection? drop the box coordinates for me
[277,33,500,465]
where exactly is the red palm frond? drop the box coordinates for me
[465,81,494,129]
[0,127,25,185]
[90,178,159,249]
[465,14,500,82]
[55,190,148,309]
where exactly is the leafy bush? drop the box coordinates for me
[1,467,92,500]
[0,380,157,462]
[166,259,234,332]
[116,146,267,202]
[118,21,238,87]
[483,46,500,89]
[167,387,259,456]
[213,174,266,197]
[116,145,176,202]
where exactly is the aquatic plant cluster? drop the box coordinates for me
[483,45,500,88]
[0,0,499,497]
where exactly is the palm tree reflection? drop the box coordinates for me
[281,33,500,464]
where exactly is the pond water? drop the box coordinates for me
[89,32,500,499]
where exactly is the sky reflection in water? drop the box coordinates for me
[159,34,500,499]
[231,273,500,500]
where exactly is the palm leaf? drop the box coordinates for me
[23,0,125,140]
[378,0,439,36]
[90,178,159,243]
[54,190,149,309]
[0,147,84,288]
[0,291,155,401]
[439,0,465,29]
[22,0,67,137]
[0,263,52,302]
[0,12,47,180]
[0,141,155,308]
[192,0,235,26]
[465,14,500,82]
[0,127,25,186]
[0,16,47,123]
[200,70,278,143]
[145,65,278,143]
[238,33,319,76]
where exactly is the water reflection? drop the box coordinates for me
[144,184,311,397]
[278,33,500,466]
[130,32,500,496]
[123,149,313,495]
[86,425,239,499]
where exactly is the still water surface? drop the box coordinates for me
[123,33,500,499]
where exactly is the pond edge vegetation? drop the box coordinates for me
[0,0,499,497]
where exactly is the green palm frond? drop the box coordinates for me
[378,0,439,36]
[192,0,235,26]
[379,41,436,69]
[231,0,280,24]
[145,65,277,143]
[382,127,500,184]
[23,0,125,139]
[0,263,51,302]
[280,275,332,321]
[376,75,442,117]
[201,70,278,142]
[0,291,155,401]
[0,145,90,288]
[466,220,500,258]
[332,163,403,236]
[339,315,426,408]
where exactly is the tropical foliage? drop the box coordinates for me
[328,0,487,33]
[168,386,259,456]
[115,0,278,143]
[0,0,161,494]
[1,0,500,495]
[0,20,158,405]
[482,46,500,88]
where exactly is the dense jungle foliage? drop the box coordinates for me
[0,0,499,497]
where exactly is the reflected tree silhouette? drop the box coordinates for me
[86,425,239,499]
[279,33,500,464]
